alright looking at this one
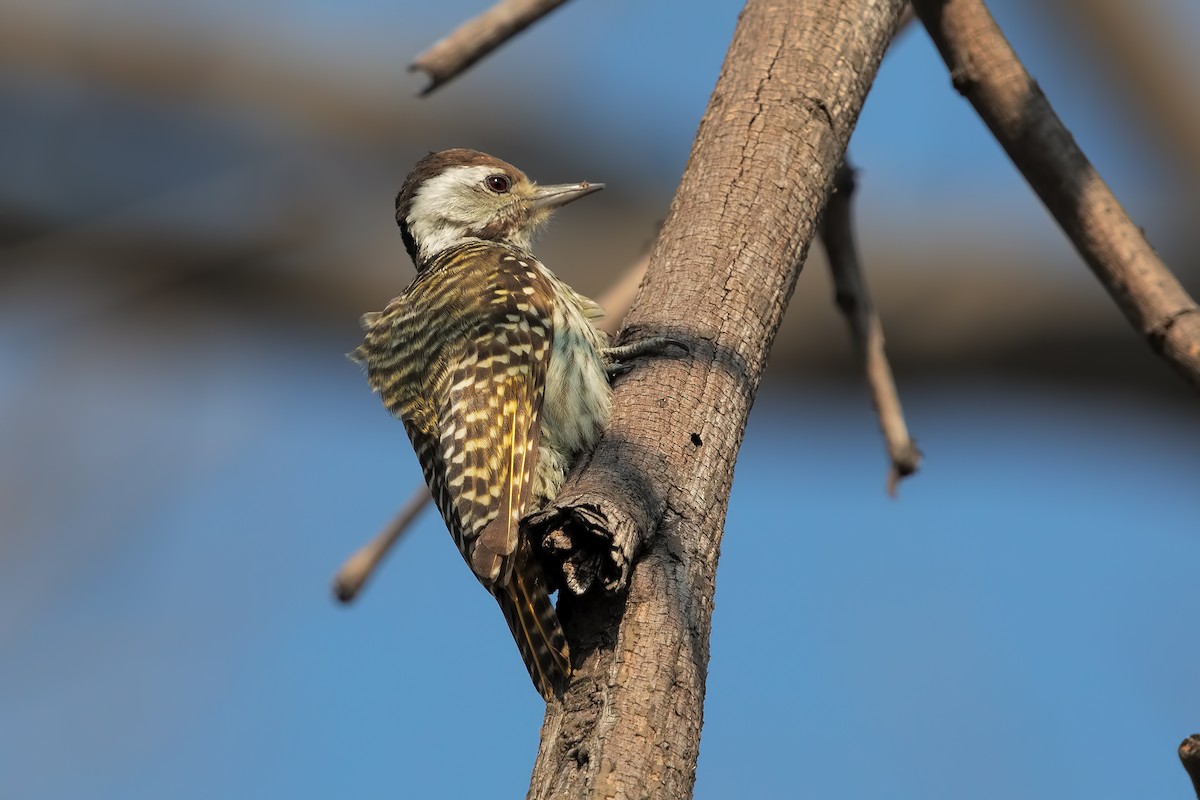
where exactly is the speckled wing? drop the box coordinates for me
[355,242,569,698]
[436,263,554,586]
[355,243,556,581]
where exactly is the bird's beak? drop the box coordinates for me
[528,181,605,212]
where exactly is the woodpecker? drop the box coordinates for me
[353,148,621,699]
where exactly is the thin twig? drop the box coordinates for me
[820,160,921,495]
[1181,735,1200,800]
[911,0,1200,394]
[332,253,650,602]
[332,485,430,603]
[410,0,572,96]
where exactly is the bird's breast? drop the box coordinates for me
[534,294,611,502]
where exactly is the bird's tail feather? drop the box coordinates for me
[494,554,570,700]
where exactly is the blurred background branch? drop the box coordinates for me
[332,483,430,603]
[410,0,573,95]
[1059,0,1200,182]
[821,159,921,496]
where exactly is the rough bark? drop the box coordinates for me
[524,1,907,798]
[912,0,1200,394]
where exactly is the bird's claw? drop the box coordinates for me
[602,336,688,378]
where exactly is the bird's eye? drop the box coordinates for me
[485,174,512,194]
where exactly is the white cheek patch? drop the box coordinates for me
[407,166,502,260]
[406,165,527,259]
[409,166,495,225]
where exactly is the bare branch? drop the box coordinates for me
[525,0,907,796]
[821,160,921,496]
[410,0,572,96]
[911,0,1200,394]
[331,485,430,603]
[1182,735,1200,800]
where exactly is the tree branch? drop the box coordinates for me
[410,0,572,96]
[524,0,907,796]
[910,0,1200,394]
[821,160,921,496]
[332,484,430,602]
[1182,734,1200,800]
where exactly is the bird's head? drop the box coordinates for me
[395,148,604,267]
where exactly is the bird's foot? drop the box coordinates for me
[602,336,688,378]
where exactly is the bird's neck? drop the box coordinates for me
[411,223,534,266]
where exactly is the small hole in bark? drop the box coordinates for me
[690,432,702,446]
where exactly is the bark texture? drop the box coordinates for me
[912,0,1200,393]
[525,1,907,797]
